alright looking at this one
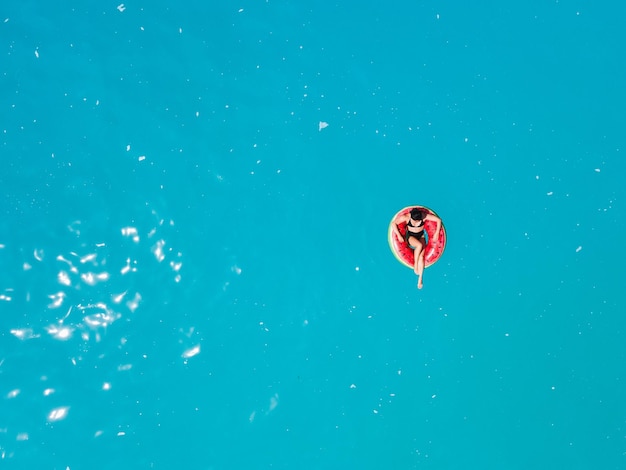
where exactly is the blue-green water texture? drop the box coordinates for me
[2,2,626,469]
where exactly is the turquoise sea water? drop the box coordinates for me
[2,2,626,469]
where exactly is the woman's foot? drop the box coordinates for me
[417,275,423,289]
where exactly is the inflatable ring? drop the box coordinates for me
[388,205,446,268]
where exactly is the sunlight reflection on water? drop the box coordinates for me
[4,209,182,343]
[0,207,186,460]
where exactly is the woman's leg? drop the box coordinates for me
[409,236,425,289]
[415,239,426,289]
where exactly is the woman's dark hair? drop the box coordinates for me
[410,208,425,220]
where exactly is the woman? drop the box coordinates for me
[392,208,441,289]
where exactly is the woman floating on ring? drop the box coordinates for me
[392,208,441,289]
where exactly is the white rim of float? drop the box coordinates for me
[388,205,447,269]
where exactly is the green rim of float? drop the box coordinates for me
[388,205,447,269]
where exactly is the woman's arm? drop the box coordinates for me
[392,214,407,240]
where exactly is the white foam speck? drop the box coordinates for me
[318,121,329,131]
[182,345,201,359]
[81,272,110,285]
[34,248,44,261]
[268,393,279,412]
[121,226,139,243]
[126,292,142,313]
[10,328,38,340]
[79,253,96,264]
[48,406,69,422]
[152,240,165,262]
[575,246,582,253]
[46,325,73,340]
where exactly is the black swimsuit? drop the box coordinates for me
[405,219,425,247]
